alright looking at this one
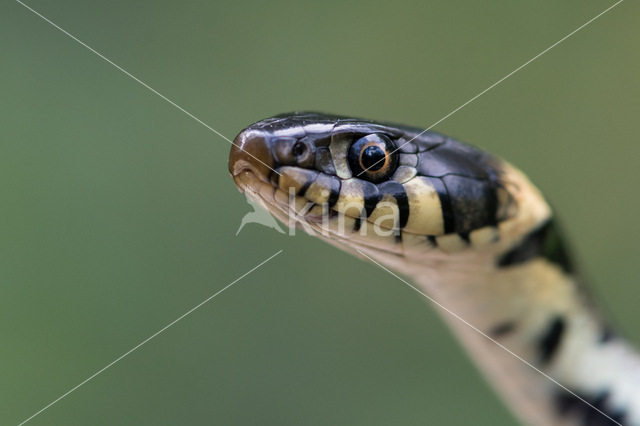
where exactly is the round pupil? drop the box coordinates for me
[361,146,386,171]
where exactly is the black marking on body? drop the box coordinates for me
[361,181,380,218]
[327,177,341,208]
[539,316,565,364]
[542,220,574,273]
[497,220,574,273]
[396,131,445,154]
[297,178,314,196]
[414,133,446,152]
[394,232,402,245]
[408,135,506,234]
[427,235,437,247]
[489,321,516,338]
[417,143,488,179]
[427,177,455,234]
[556,390,626,426]
[376,181,410,229]
[415,138,503,179]
[459,232,471,244]
[442,175,498,233]
[353,217,362,232]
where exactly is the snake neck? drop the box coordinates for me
[409,251,639,426]
[355,165,640,426]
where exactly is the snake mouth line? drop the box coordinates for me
[231,164,522,259]
[231,167,409,254]
[232,167,353,225]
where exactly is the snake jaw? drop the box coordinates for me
[231,163,405,257]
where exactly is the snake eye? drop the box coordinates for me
[348,134,398,183]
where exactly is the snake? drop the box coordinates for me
[227,112,639,426]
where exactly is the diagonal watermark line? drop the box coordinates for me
[15,0,281,177]
[358,0,624,176]
[357,250,623,426]
[17,250,283,426]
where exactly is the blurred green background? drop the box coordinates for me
[1,1,638,425]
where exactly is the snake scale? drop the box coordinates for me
[228,112,640,426]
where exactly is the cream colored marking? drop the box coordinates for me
[470,226,499,249]
[335,178,365,218]
[368,195,399,229]
[436,233,468,253]
[403,177,445,235]
[329,137,352,179]
[278,166,317,194]
[399,153,418,167]
[497,186,518,221]
[305,174,333,204]
[325,212,358,238]
[293,195,313,214]
[391,165,417,184]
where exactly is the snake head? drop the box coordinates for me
[229,112,529,258]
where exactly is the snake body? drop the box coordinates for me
[228,112,640,426]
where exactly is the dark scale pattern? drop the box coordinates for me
[542,220,574,273]
[442,175,498,233]
[304,174,342,209]
[497,220,574,273]
[417,140,493,179]
[361,180,380,218]
[394,232,403,245]
[353,217,362,232]
[539,316,566,364]
[489,321,517,338]
[556,390,627,426]
[327,177,341,208]
[296,172,317,196]
[412,137,504,234]
[395,129,446,154]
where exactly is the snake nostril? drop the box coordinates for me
[292,142,307,158]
